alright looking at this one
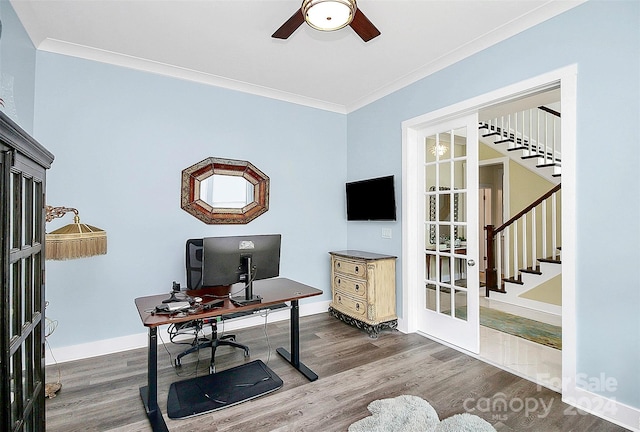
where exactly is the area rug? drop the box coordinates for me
[457,306,561,350]
[348,395,496,432]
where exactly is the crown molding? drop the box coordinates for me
[345,0,585,113]
[35,1,584,115]
[37,38,348,115]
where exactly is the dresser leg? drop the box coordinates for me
[329,306,398,338]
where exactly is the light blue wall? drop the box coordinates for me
[10,0,637,413]
[346,1,640,408]
[0,0,35,132]
[34,53,347,347]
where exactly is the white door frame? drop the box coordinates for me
[401,64,639,430]
[401,64,578,397]
[478,157,509,272]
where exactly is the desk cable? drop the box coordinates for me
[159,325,209,378]
[158,307,274,377]
[259,308,272,366]
[217,309,272,366]
[227,270,258,299]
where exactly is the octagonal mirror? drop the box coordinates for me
[181,157,269,224]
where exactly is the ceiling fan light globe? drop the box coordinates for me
[302,0,356,31]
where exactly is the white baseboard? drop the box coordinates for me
[47,300,331,365]
[563,386,640,432]
[396,316,408,334]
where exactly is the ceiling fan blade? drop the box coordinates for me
[272,9,305,39]
[349,9,380,42]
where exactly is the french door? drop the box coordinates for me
[416,114,479,353]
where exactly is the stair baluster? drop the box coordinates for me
[541,199,547,259]
[485,184,562,295]
[479,106,562,180]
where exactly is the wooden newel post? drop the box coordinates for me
[485,225,497,295]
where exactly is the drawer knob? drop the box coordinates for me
[337,278,341,285]
[355,284,360,291]
[356,303,360,311]
[338,295,342,303]
[355,266,359,273]
[337,262,341,268]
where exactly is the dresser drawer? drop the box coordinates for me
[333,291,367,319]
[333,275,367,299]
[333,258,366,279]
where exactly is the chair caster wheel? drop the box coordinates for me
[174,359,182,368]
[244,349,250,358]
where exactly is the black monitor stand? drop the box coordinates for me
[231,256,262,306]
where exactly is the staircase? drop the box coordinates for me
[491,253,562,315]
[480,106,561,183]
[481,106,562,313]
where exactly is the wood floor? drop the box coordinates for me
[45,313,627,432]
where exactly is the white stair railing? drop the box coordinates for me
[486,184,561,291]
[481,106,561,172]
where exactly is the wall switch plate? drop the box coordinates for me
[381,228,392,239]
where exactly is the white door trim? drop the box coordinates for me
[401,65,638,431]
[401,63,580,417]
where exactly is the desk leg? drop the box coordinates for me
[276,300,318,382]
[139,327,169,432]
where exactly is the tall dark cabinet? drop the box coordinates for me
[0,112,54,431]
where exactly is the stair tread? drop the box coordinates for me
[486,286,507,294]
[503,277,524,285]
[520,266,542,275]
[521,154,561,162]
[538,257,561,264]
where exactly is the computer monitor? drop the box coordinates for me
[202,234,281,305]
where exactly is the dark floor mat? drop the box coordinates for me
[167,359,283,419]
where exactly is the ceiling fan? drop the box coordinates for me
[272,0,380,42]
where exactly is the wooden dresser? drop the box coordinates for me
[328,250,397,337]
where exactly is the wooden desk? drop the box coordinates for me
[134,277,322,432]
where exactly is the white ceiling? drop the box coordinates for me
[10,0,582,113]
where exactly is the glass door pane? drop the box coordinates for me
[418,113,479,353]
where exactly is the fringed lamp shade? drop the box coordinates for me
[45,206,107,260]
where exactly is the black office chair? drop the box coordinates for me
[172,239,250,374]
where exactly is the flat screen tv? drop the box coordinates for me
[346,175,396,221]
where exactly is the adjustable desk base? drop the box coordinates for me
[140,327,170,432]
[139,386,169,432]
[276,299,318,381]
[276,348,318,381]
[136,280,321,432]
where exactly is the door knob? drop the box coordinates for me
[468,259,476,267]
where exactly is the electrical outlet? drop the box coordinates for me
[381,228,392,239]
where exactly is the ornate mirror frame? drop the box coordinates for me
[181,157,270,224]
